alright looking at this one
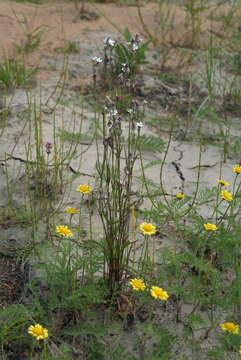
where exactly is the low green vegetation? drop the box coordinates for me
[0,57,38,89]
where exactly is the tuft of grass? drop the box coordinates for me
[56,40,80,54]
[14,26,45,55]
[0,57,38,89]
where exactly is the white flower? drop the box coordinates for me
[121,63,129,73]
[136,122,144,128]
[107,120,113,129]
[104,37,116,48]
[109,108,118,117]
[127,108,134,114]
[130,41,139,51]
[91,56,103,65]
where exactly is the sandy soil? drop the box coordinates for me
[0,0,239,60]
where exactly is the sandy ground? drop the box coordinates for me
[0,0,239,58]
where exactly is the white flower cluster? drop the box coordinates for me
[129,35,142,51]
[108,108,118,117]
[104,37,116,48]
[136,122,143,128]
[91,56,103,65]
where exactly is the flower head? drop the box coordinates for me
[108,108,118,118]
[129,35,142,51]
[204,223,218,231]
[121,63,130,73]
[140,222,156,236]
[91,56,102,65]
[221,190,233,201]
[217,179,230,187]
[220,322,239,334]
[130,40,139,51]
[176,193,185,199]
[233,165,241,174]
[28,324,48,340]
[56,225,73,237]
[127,108,134,115]
[65,207,79,215]
[45,142,52,155]
[150,286,169,301]
[104,37,116,48]
[136,122,144,129]
[239,346,241,354]
[76,184,92,194]
[129,278,146,291]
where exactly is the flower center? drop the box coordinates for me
[62,228,69,235]
[143,224,152,232]
[226,324,235,331]
[35,326,44,336]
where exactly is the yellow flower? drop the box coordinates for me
[56,225,73,237]
[233,165,241,174]
[176,193,185,199]
[140,222,156,235]
[217,179,230,187]
[76,184,92,194]
[65,207,79,214]
[204,223,218,231]
[150,286,169,300]
[220,322,240,334]
[129,278,146,291]
[28,324,48,340]
[239,346,241,354]
[221,190,233,201]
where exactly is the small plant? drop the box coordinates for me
[183,0,205,49]
[0,57,37,89]
[114,28,149,76]
[14,25,45,55]
[95,99,143,295]
[92,30,148,91]
[56,39,80,54]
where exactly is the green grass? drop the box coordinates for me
[0,57,38,89]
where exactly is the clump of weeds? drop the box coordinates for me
[0,56,38,90]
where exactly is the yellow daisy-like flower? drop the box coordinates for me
[220,322,240,334]
[65,207,79,214]
[221,190,233,201]
[28,324,48,340]
[139,222,156,236]
[233,165,241,174]
[150,286,169,301]
[76,184,92,194]
[129,278,146,291]
[204,223,218,231]
[239,346,241,355]
[56,225,73,237]
[176,193,185,199]
[217,179,230,187]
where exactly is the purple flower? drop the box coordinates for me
[103,136,113,148]
[45,142,52,155]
